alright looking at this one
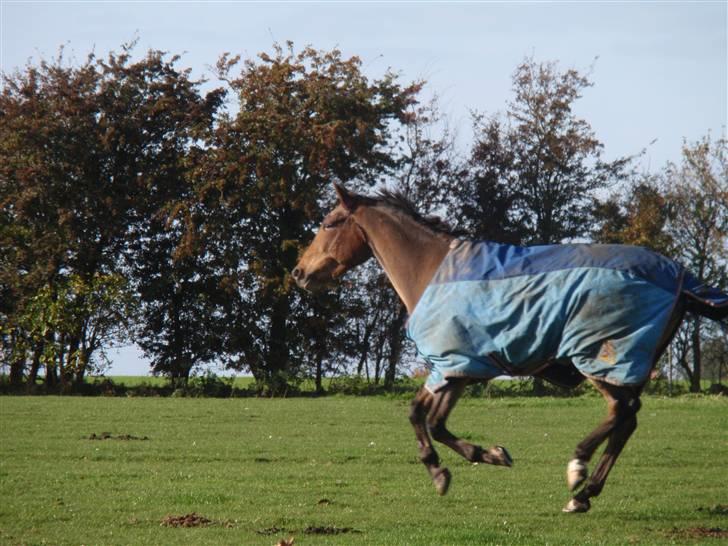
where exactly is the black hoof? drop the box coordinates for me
[433,468,451,496]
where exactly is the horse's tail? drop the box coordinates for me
[686,298,728,323]
[684,290,728,323]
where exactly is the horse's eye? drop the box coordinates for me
[323,218,345,231]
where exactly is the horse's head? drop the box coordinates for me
[292,183,373,291]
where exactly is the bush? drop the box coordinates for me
[465,378,594,398]
[182,372,235,397]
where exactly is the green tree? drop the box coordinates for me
[0,43,221,387]
[130,213,227,382]
[592,177,674,254]
[196,43,421,394]
[664,135,728,392]
[7,274,134,389]
[459,57,632,245]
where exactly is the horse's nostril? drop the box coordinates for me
[292,267,302,280]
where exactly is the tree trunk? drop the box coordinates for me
[60,335,74,392]
[265,294,291,396]
[356,321,373,377]
[44,363,58,389]
[43,332,58,389]
[9,358,25,386]
[373,334,384,385]
[315,354,323,395]
[75,345,89,384]
[384,306,407,389]
[690,317,702,393]
[27,344,43,391]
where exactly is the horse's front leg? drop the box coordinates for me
[427,378,514,468]
[409,386,451,495]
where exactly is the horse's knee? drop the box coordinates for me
[428,417,449,443]
[616,395,641,420]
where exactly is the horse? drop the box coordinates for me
[292,182,728,513]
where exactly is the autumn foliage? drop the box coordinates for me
[1,43,725,394]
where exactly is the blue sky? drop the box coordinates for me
[2,1,726,375]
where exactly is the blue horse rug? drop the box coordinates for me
[407,240,728,393]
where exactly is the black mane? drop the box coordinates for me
[373,188,465,237]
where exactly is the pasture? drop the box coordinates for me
[1,394,726,545]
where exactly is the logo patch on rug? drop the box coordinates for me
[597,340,617,365]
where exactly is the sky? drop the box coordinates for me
[2,1,726,375]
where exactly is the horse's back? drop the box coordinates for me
[435,241,683,291]
[410,241,719,391]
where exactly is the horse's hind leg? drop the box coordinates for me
[564,380,641,513]
[564,381,620,493]
[427,378,513,468]
[409,386,451,495]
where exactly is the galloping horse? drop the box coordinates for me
[293,183,728,513]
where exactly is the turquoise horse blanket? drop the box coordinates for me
[407,240,724,392]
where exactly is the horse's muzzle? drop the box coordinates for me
[291,266,326,291]
[291,267,310,290]
[292,257,341,291]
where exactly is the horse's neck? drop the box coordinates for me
[354,206,453,314]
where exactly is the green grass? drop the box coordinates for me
[1,395,726,545]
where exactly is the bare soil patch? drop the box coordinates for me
[257,526,286,536]
[667,527,728,540]
[160,513,212,528]
[304,525,359,535]
[697,504,728,516]
[87,432,149,441]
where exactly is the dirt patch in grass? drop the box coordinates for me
[304,525,359,535]
[257,526,286,536]
[160,513,212,528]
[666,527,728,539]
[87,432,149,441]
[254,457,275,463]
[697,504,728,516]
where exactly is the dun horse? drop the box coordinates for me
[293,183,728,513]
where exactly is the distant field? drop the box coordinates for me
[98,375,359,391]
[100,375,256,389]
[93,375,718,397]
[1,395,726,545]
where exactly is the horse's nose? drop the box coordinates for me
[291,267,307,288]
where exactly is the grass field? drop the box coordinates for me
[1,394,726,545]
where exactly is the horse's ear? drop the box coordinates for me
[333,182,359,212]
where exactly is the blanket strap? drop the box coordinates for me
[487,352,553,377]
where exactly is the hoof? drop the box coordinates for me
[562,497,591,513]
[433,468,451,496]
[489,445,513,467]
[566,459,588,491]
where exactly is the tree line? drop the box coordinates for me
[1,42,726,395]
